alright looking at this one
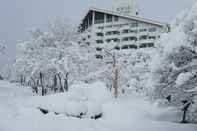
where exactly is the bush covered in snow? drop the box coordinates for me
[27,81,110,119]
[153,2,197,122]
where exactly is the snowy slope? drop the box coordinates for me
[0,80,197,131]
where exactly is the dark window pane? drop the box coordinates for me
[139,43,147,48]
[122,45,129,49]
[114,16,119,22]
[95,12,104,24]
[129,45,138,49]
[106,14,113,23]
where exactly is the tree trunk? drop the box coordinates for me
[58,73,64,93]
[181,110,187,123]
[113,66,118,98]
[40,72,45,96]
[53,75,58,93]
[20,74,23,86]
[64,73,69,92]
[181,102,191,123]
[34,80,38,94]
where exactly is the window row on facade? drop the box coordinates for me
[117,43,155,50]
[96,42,154,52]
[96,27,157,37]
[97,22,139,30]
[95,35,157,44]
[97,23,157,31]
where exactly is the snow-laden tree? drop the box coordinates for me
[83,46,155,95]
[152,2,197,122]
[13,18,105,94]
[117,49,154,94]
[13,18,80,92]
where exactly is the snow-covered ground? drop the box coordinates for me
[0,80,197,131]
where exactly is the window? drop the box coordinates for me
[140,35,148,40]
[114,16,119,22]
[113,38,120,43]
[106,39,111,43]
[106,38,120,43]
[139,43,154,48]
[95,12,104,24]
[106,31,120,36]
[106,31,112,36]
[148,36,156,39]
[96,32,104,37]
[130,30,138,33]
[139,29,147,32]
[106,14,113,23]
[122,45,129,49]
[130,37,137,41]
[98,26,104,30]
[106,25,112,28]
[129,45,138,49]
[95,55,103,59]
[114,24,122,27]
[122,29,129,34]
[114,46,120,50]
[122,37,129,42]
[139,43,147,48]
[96,47,102,51]
[130,22,138,27]
[96,40,104,44]
[113,31,120,35]
[149,27,157,32]
[148,43,154,47]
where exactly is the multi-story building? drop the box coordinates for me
[78,0,169,53]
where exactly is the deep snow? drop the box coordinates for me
[0,80,197,131]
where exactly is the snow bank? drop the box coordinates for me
[1,81,197,131]
[70,81,111,103]
[27,81,111,118]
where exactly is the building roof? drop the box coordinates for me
[81,7,167,27]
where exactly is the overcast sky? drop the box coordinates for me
[0,0,194,67]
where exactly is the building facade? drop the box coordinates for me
[78,7,169,52]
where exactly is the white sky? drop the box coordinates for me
[0,0,194,67]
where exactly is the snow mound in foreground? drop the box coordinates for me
[70,81,111,103]
[28,81,111,118]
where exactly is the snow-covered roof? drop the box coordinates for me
[80,7,167,27]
